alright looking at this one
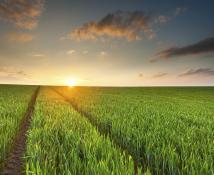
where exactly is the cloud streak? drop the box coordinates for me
[32,54,45,57]
[0,66,28,78]
[0,0,44,30]
[66,49,76,55]
[151,37,214,62]
[69,10,154,41]
[179,68,214,77]
[155,15,171,24]
[174,7,187,16]
[5,32,34,42]
[155,7,187,25]
[100,51,107,57]
[152,72,168,78]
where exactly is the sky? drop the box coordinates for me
[0,0,214,86]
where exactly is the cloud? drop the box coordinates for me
[155,15,171,24]
[15,19,38,30]
[151,37,214,62]
[174,7,187,16]
[67,7,186,42]
[179,68,214,77]
[5,32,34,42]
[100,51,107,57]
[0,66,28,78]
[0,0,44,30]
[32,54,45,57]
[155,7,187,25]
[69,10,153,41]
[152,72,168,78]
[66,49,76,55]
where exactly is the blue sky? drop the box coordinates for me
[0,0,214,86]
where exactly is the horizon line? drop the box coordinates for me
[0,83,213,88]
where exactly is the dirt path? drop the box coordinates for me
[2,87,40,175]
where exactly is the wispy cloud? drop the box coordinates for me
[179,68,214,77]
[66,49,76,55]
[32,54,45,57]
[152,72,168,78]
[151,37,214,62]
[155,7,187,25]
[0,0,45,30]
[0,66,28,78]
[174,7,187,16]
[5,32,34,42]
[155,15,171,24]
[100,51,107,57]
[15,20,39,30]
[69,10,154,41]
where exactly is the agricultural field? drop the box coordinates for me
[56,86,214,175]
[0,85,213,174]
[25,87,134,175]
[0,85,36,170]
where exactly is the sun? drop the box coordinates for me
[66,79,77,87]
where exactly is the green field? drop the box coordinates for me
[0,85,213,174]
[0,85,36,170]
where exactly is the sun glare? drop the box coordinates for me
[66,79,77,87]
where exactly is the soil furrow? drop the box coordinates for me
[52,88,141,175]
[2,87,40,175]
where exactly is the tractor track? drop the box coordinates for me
[52,88,142,175]
[2,87,40,175]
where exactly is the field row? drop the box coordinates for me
[0,86,139,174]
[0,86,213,174]
[56,87,214,175]
[25,88,135,174]
[0,85,36,170]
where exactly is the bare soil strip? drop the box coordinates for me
[2,87,40,175]
[52,88,140,175]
